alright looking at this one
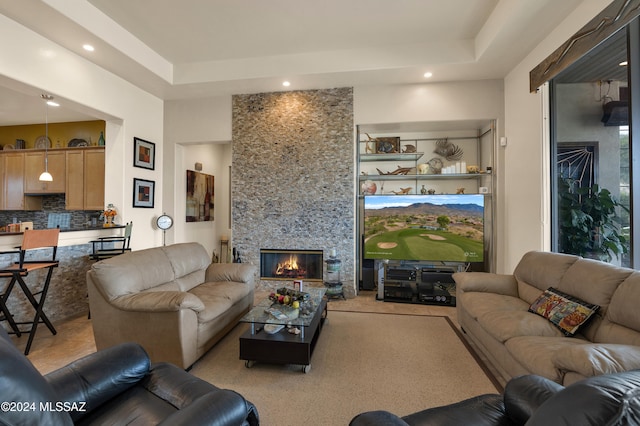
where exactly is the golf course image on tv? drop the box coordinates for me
[363,194,484,263]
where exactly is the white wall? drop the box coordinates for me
[167,143,231,257]
[0,13,164,250]
[163,97,232,256]
[502,0,614,272]
[354,81,505,125]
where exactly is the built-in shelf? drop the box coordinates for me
[359,173,489,181]
[356,120,497,281]
[359,153,424,162]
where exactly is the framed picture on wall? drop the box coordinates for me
[133,137,155,170]
[133,178,155,208]
[186,170,214,222]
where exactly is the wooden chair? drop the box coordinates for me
[0,228,60,355]
[90,222,133,261]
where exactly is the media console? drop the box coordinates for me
[377,262,464,306]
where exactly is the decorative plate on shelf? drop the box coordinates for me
[35,135,52,149]
[2,144,14,150]
[68,138,88,147]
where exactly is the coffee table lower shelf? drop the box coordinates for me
[239,299,327,373]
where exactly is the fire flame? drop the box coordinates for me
[275,254,299,275]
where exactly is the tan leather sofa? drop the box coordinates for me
[87,242,255,369]
[454,251,640,386]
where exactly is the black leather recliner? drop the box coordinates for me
[350,370,640,426]
[0,327,259,425]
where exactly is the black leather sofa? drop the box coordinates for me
[0,327,259,425]
[350,370,640,426]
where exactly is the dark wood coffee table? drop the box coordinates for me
[239,287,327,373]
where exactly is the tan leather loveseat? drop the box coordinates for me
[454,251,640,386]
[87,242,255,369]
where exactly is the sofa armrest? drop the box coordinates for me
[45,343,150,422]
[453,272,519,297]
[206,263,255,283]
[349,411,410,426]
[111,291,205,312]
[157,390,255,426]
[503,375,564,424]
[552,344,640,378]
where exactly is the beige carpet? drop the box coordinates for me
[190,311,500,425]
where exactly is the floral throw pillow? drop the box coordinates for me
[528,287,600,336]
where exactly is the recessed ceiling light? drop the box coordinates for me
[423,72,433,78]
[83,44,95,52]
[41,94,58,107]
[620,61,628,66]
[282,81,291,87]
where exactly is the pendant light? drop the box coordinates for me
[39,94,53,182]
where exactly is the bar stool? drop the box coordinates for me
[89,222,133,261]
[0,229,60,355]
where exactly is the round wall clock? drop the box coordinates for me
[157,214,173,230]
[157,214,173,246]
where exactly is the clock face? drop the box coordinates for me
[157,214,173,230]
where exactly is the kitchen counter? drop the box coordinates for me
[0,224,128,326]
[0,225,125,251]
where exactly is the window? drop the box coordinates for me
[551,26,631,266]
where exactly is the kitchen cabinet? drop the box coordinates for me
[65,147,104,210]
[24,151,66,194]
[2,152,25,210]
[83,149,105,210]
[0,152,41,210]
[65,150,84,210]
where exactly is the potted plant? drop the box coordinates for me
[558,178,628,262]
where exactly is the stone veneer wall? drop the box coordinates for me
[232,88,355,296]
[1,245,94,328]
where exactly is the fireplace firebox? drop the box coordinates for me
[260,249,323,281]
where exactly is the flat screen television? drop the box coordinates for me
[363,194,485,263]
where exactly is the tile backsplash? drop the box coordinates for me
[0,194,100,229]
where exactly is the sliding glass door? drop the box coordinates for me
[551,25,632,266]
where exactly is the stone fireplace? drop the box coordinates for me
[231,88,354,295]
[260,249,323,281]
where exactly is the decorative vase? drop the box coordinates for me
[98,131,105,146]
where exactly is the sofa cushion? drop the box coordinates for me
[114,291,205,312]
[505,336,588,383]
[551,344,640,378]
[174,270,207,292]
[513,251,579,304]
[163,243,211,292]
[477,310,563,343]
[0,329,74,426]
[453,271,518,297]
[206,263,254,283]
[593,318,640,346]
[529,288,599,336]
[91,248,176,300]
[189,283,248,323]
[526,370,640,426]
[459,292,530,321]
[557,258,632,316]
[607,272,640,333]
